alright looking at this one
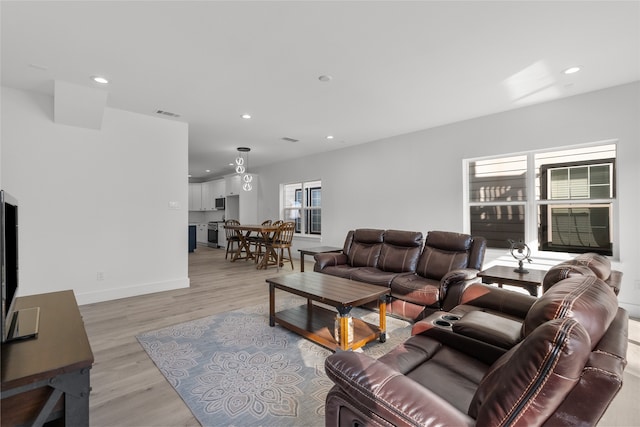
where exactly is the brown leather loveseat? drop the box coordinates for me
[324,265,628,426]
[314,229,487,321]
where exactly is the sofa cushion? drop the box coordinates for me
[542,264,596,292]
[350,268,401,286]
[378,334,489,414]
[377,230,423,273]
[522,275,618,347]
[348,229,384,268]
[318,265,359,279]
[426,231,473,252]
[390,274,440,307]
[573,252,612,280]
[469,318,591,425]
[416,246,469,280]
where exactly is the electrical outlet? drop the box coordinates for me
[168,201,180,210]
[97,272,105,281]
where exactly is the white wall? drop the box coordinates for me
[255,82,640,317]
[1,87,190,305]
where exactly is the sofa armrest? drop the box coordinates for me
[313,252,347,270]
[606,270,623,295]
[439,268,480,311]
[458,283,537,319]
[325,352,474,427]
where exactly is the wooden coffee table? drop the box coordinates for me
[266,272,388,351]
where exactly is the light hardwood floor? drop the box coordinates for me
[80,244,639,426]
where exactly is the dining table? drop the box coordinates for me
[223,223,280,269]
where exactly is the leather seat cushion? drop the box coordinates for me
[390,274,440,306]
[350,268,398,286]
[378,335,489,414]
[320,265,359,280]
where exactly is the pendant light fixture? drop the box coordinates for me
[235,147,253,191]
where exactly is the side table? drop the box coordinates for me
[297,246,342,272]
[1,290,94,426]
[478,265,547,297]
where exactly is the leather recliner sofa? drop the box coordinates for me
[324,267,628,426]
[314,229,487,321]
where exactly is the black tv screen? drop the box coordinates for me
[1,189,19,342]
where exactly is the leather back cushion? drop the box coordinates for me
[377,230,423,273]
[572,252,612,280]
[543,253,611,292]
[348,229,385,267]
[426,231,472,251]
[470,318,591,425]
[522,275,618,347]
[542,264,596,292]
[416,247,469,280]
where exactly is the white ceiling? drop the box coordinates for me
[2,1,639,181]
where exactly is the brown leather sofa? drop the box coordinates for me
[314,229,487,321]
[411,252,624,341]
[324,267,628,426]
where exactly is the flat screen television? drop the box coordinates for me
[1,189,39,343]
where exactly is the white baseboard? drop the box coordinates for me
[75,277,190,305]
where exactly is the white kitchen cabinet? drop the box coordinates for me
[225,175,242,196]
[210,179,225,199]
[196,223,208,243]
[195,179,226,211]
[201,181,214,210]
[188,183,203,211]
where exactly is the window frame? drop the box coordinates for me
[281,180,322,238]
[463,140,618,258]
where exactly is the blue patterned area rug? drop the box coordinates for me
[136,297,411,426]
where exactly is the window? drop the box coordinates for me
[282,180,321,236]
[465,142,616,256]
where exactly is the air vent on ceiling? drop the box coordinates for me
[156,109,181,118]
[282,137,299,143]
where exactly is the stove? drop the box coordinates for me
[207,222,219,248]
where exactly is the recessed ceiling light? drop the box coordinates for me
[318,75,333,83]
[205,169,211,173]
[241,114,252,119]
[326,135,334,140]
[563,66,581,75]
[91,75,109,84]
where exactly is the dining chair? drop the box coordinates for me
[249,220,272,262]
[270,221,295,271]
[224,219,241,260]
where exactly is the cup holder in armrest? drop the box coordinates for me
[442,315,460,321]
[434,319,452,327]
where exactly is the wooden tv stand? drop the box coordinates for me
[1,290,94,426]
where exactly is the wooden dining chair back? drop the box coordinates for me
[249,220,274,262]
[224,219,241,260]
[271,221,295,271]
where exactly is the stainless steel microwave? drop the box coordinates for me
[215,197,225,210]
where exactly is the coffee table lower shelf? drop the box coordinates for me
[274,304,381,351]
